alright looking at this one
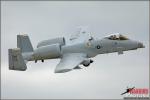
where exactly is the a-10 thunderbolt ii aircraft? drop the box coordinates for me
[8,32,145,73]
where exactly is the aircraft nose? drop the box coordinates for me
[137,42,145,48]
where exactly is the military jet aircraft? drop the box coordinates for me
[8,33,145,73]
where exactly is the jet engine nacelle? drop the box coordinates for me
[33,44,61,60]
[37,37,65,48]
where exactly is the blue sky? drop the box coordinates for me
[1,1,149,99]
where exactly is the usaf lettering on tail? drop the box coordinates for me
[8,32,145,73]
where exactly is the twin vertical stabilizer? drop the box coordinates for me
[8,34,33,71]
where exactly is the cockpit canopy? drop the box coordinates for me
[105,33,129,40]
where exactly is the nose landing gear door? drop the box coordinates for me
[117,47,124,55]
[113,41,124,55]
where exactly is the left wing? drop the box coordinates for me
[55,53,87,73]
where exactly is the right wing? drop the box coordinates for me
[55,53,87,73]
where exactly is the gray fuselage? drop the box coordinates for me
[23,38,142,61]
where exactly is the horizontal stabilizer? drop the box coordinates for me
[9,48,27,71]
